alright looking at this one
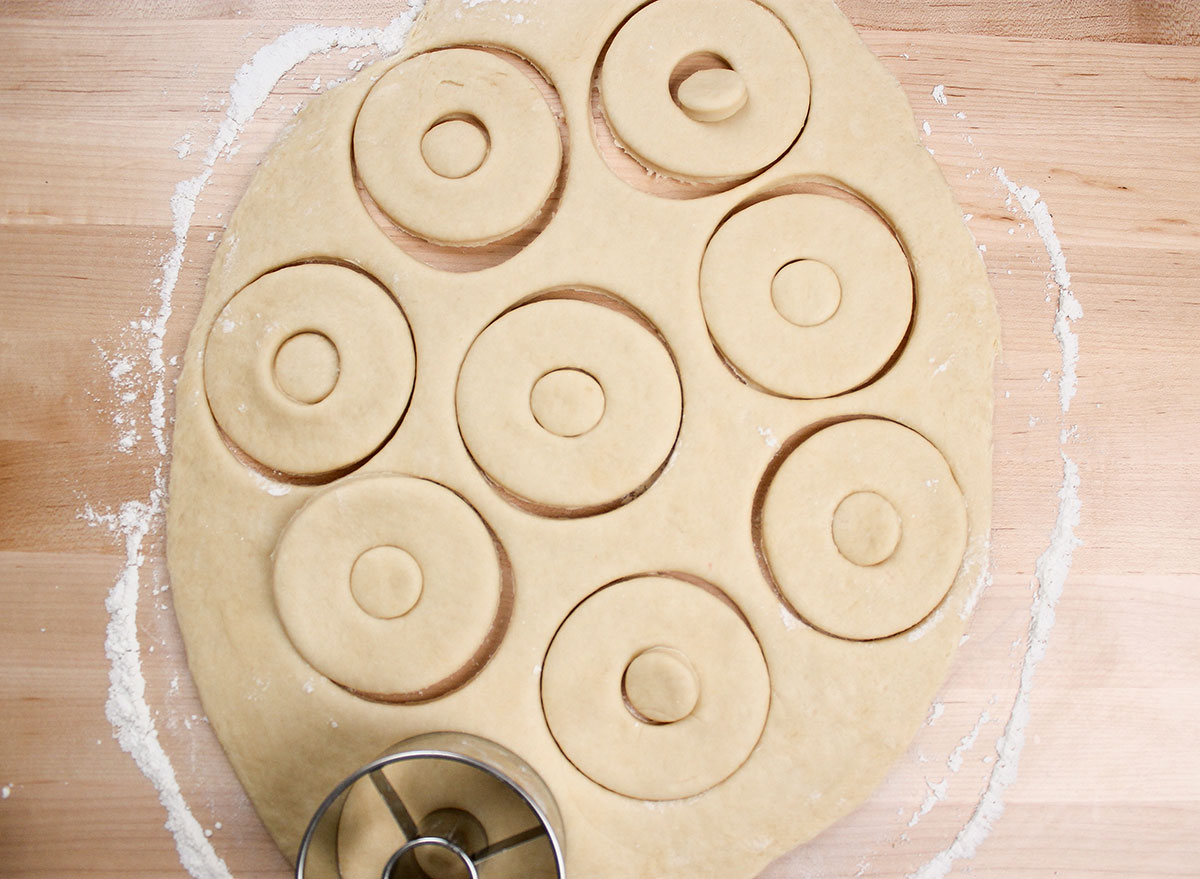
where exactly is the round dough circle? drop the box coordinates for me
[273,331,339,404]
[354,48,562,245]
[831,491,902,567]
[541,576,770,800]
[529,368,606,438]
[599,0,809,182]
[760,419,968,640]
[700,193,913,398]
[623,646,700,724]
[273,474,505,698]
[456,297,682,512]
[420,117,490,180]
[204,263,415,477]
[676,67,747,123]
[349,545,424,619]
[771,259,842,328]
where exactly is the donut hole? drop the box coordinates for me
[669,54,746,123]
[421,115,491,179]
[771,259,842,328]
[622,646,700,725]
[831,491,902,567]
[529,368,606,438]
[350,545,424,619]
[273,331,340,404]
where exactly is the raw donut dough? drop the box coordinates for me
[203,262,415,476]
[600,0,810,181]
[759,419,969,640]
[272,474,509,700]
[541,575,770,800]
[700,192,913,398]
[166,0,999,877]
[455,295,682,513]
[354,47,562,245]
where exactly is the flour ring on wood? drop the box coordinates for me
[353,47,562,246]
[759,419,968,640]
[599,0,809,182]
[455,296,682,513]
[540,575,770,800]
[700,193,912,398]
[203,263,415,477]
[272,474,507,700]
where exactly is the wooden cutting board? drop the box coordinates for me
[1,2,1198,877]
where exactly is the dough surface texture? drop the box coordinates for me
[167,1,998,876]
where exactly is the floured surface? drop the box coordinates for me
[165,1,998,876]
[8,3,1200,879]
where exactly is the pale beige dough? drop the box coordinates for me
[700,193,913,399]
[203,263,415,476]
[455,296,682,513]
[272,331,339,404]
[540,576,770,801]
[600,0,810,181]
[760,419,968,640]
[353,47,561,246]
[675,68,748,123]
[420,118,490,180]
[272,474,508,700]
[622,646,700,724]
[167,0,999,876]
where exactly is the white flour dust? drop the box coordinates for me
[903,127,1083,873]
[81,7,425,878]
[995,168,1083,412]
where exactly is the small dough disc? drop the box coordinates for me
[541,576,769,800]
[273,474,506,699]
[623,646,700,724]
[354,48,562,245]
[273,332,339,404]
[700,193,912,398]
[456,297,682,512]
[203,263,415,477]
[760,419,968,640]
[420,117,490,179]
[676,68,748,123]
[600,0,809,181]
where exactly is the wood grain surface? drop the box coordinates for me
[2,1,1198,877]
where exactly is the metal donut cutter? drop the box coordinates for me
[296,732,566,879]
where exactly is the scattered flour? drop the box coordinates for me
[83,7,426,878]
[779,604,800,631]
[1,784,10,799]
[910,170,1083,879]
[947,710,989,773]
[996,168,1083,412]
[926,702,945,725]
[932,84,947,105]
[908,778,949,827]
[756,425,780,449]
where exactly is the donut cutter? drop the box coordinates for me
[296,732,566,879]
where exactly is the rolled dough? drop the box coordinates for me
[166,0,998,876]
